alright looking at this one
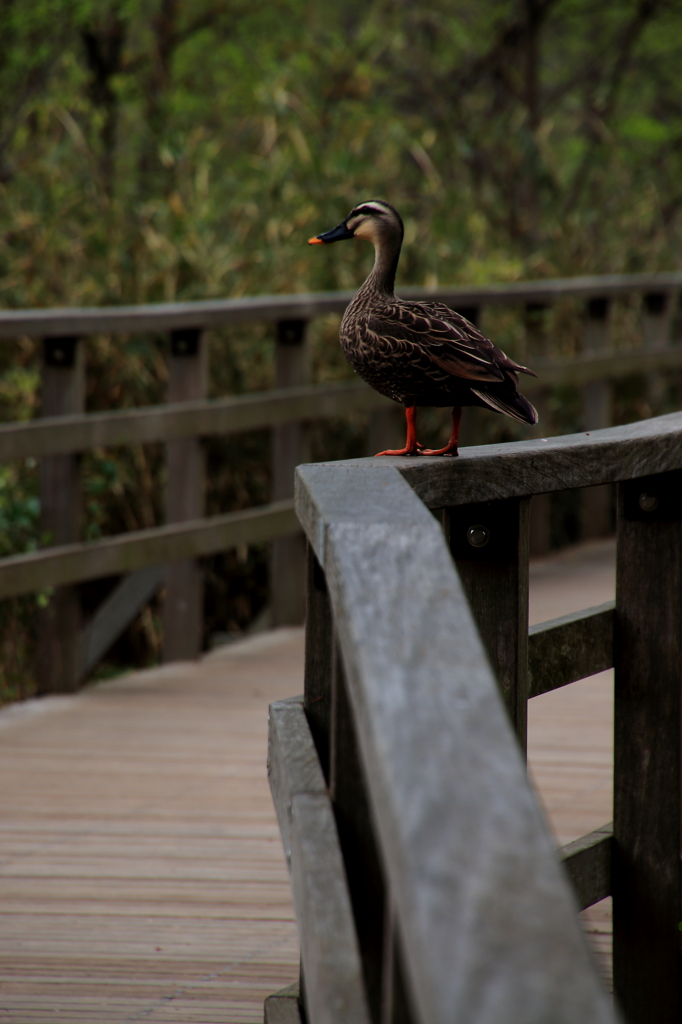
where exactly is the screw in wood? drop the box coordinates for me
[467,524,490,548]
[639,493,659,512]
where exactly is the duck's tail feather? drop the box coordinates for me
[470,388,538,426]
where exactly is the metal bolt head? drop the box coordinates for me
[467,524,490,548]
[639,493,659,512]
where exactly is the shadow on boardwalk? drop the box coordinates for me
[0,540,616,1021]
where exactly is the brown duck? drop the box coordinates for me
[308,200,538,456]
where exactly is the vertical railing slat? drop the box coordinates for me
[582,297,612,539]
[271,319,308,626]
[37,335,85,693]
[613,470,682,1022]
[162,327,206,661]
[445,496,531,752]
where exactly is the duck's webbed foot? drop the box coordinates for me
[421,406,462,457]
[374,405,424,457]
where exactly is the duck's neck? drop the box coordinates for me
[362,232,402,297]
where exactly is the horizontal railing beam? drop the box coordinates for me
[0,272,680,338]
[528,602,615,698]
[0,381,391,461]
[561,824,613,912]
[0,500,297,599]
[395,409,682,507]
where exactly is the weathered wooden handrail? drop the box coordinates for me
[3,270,678,689]
[271,411,682,1021]
[269,454,620,1023]
[0,271,679,337]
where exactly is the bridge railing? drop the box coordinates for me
[268,411,682,1023]
[0,270,680,692]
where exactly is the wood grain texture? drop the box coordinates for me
[296,460,616,1024]
[268,697,371,1024]
[303,545,333,781]
[0,500,298,599]
[0,273,680,338]
[372,409,682,508]
[613,472,682,1022]
[528,602,614,698]
[0,629,304,1023]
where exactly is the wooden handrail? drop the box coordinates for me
[289,458,616,1022]
[0,271,679,338]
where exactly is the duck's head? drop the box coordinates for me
[308,200,403,248]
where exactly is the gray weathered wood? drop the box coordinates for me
[561,824,613,912]
[296,460,617,1024]
[613,471,682,1022]
[445,498,530,752]
[268,697,371,1024]
[528,602,615,698]
[264,982,304,1024]
[163,328,206,661]
[391,409,682,508]
[271,320,308,626]
[0,500,297,600]
[37,336,85,694]
[303,545,333,780]
[329,638,386,1022]
[0,381,392,461]
[2,272,682,338]
[78,566,164,680]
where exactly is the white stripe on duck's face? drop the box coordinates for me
[346,201,399,243]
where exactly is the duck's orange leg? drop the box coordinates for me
[374,405,423,456]
[422,406,462,457]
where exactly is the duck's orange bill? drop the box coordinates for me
[307,236,325,244]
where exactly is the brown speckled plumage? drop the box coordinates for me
[309,200,538,456]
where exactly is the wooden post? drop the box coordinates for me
[162,328,206,662]
[444,497,531,752]
[613,471,682,1022]
[582,298,612,539]
[525,303,551,556]
[642,291,671,414]
[303,544,333,780]
[271,319,308,626]
[36,336,85,693]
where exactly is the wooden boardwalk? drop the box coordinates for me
[0,540,616,1021]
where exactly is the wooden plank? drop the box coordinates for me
[561,824,613,912]
[394,408,682,509]
[264,982,304,1024]
[613,471,682,1022]
[296,460,616,1024]
[2,272,682,338]
[37,336,85,695]
[303,545,333,781]
[78,567,164,680]
[163,328,207,662]
[268,697,371,1024]
[528,602,615,698]
[446,498,530,752]
[271,320,308,627]
[0,381,392,461]
[0,500,298,599]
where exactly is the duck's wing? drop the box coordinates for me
[367,302,506,383]
[413,301,538,378]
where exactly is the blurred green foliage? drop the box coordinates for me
[0,0,681,696]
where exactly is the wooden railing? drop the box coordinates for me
[1,270,680,692]
[267,411,682,1023]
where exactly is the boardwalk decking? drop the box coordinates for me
[0,541,616,1021]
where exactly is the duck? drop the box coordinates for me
[308,199,538,456]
